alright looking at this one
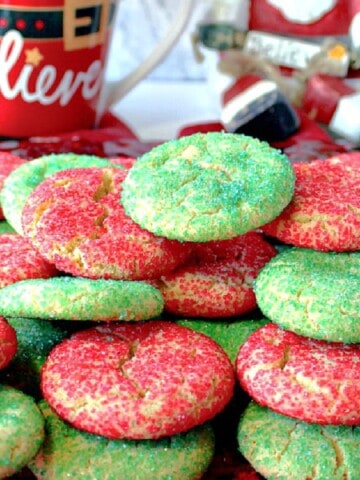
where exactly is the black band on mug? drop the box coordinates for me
[0,4,115,39]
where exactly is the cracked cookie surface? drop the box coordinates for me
[40,320,235,440]
[155,231,277,318]
[120,132,295,242]
[262,152,360,252]
[1,153,118,235]
[238,401,360,480]
[0,277,164,321]
[236,323,360,425]
[21,167,192,280]
[254,247,360,342]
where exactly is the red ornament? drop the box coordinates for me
[15,18,26,30]
[34,18,45,31]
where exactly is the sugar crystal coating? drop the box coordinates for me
[41,320,235,440]
[0,277,164,321]
[121,132,295,242]
[262,153,360,252]
[238,401,360,480]
[254,247,360,342]
[0,233,57,289]
[0,316,17,370]
[156,232,277,318]
[22,167,192,280]
[0,385,44,478]
[2,133,358,477]
[1,153,120,234]
[29,400,215,480]
[1,317,68,396]
[237,323,360,425]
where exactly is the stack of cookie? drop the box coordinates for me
[236,153,360,479]
[0,132,296,479]
[0,147,232,479]
[2,131,356,478]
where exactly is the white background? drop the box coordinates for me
[106,0,225,140]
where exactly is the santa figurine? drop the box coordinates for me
[195,0,360,146]
[249,0,357,37]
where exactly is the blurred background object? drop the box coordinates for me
[108,0,360,144]
[107,0,209,81]
[107,0,225,140]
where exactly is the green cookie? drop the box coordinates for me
[255,247,360,342]
[238,401,360,480]
[0,221,15,234]
[0,317,68,397]
[0,153,120,234]
[0,277,164,321]
[0,385,44,478]
[121,132,295,242]
[177,318,269,365]
[29,400,215,480]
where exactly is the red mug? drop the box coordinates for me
[0,0,194,138]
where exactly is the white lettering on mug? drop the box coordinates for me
[0,30,103,106]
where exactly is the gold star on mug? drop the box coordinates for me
[25,47,44,66]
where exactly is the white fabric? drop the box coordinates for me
[107,0,209,81]
[329,92,360,144]
[265,0,337,24]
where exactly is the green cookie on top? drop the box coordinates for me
[121,132,295,242]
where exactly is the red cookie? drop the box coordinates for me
[0,316,17,370]
[0,233,57,289]
[236,323,360,425]
[41,320,235,440]
[155,232,277,317]
[0,152,27,219]
[22,167,192,280]
[262,153,360,252]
